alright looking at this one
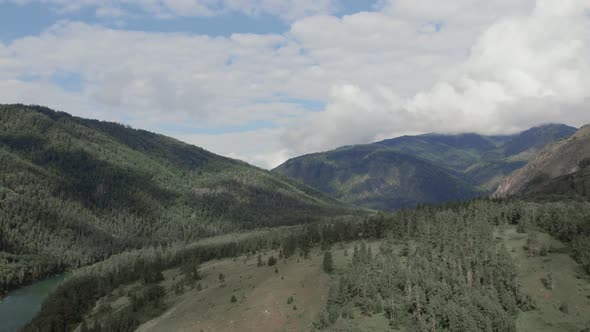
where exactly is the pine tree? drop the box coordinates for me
[268,256,277,266]
[353,245,360,264]
[257,254,264,267]
[323,251,334,274]
[360,242,367,263]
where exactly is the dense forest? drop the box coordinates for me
[318,199,590,331]
[0,104,362,293]
[23,198,590,331]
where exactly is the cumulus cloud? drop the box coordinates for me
[377,0,534,25]
[175,128,289,169]
[283,0,590,158]
[0,21,310,126]
[0,0,589,168]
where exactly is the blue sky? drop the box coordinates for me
[0,2,285,41]
[1,0,589,168]
[0,0,378,42]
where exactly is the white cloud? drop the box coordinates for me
[405,0,590,131]
[282,0,590,159]
[377,0,534,23]
[174,128,288,169]
[1,0,589,169]
[1,21,309,126]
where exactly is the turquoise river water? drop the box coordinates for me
[0,274,65,332]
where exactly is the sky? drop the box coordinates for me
[1,0,589,169]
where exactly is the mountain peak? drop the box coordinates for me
[494,124,590,198]
[501,123,577,157]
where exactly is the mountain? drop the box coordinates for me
[274,124,577,210]
[501,124,579,156]
[494,125,590,198]
[272,145,480,210]
[0,104,359,292]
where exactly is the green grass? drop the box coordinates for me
[500,227,590,332]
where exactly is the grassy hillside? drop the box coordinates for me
[501,227,590,332]
[0,104,360,293]
[81,242,371,332]
[274,125,576,210]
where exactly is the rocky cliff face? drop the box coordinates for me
[494,125,590,197]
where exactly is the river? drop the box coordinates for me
[0,274,65,332]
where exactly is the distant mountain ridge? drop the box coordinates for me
[494,125,590,199]
[274,124,577,210]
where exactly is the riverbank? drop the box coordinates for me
[0,251,64,297]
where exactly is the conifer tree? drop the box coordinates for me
[257,254,264,267]
[323,251,334,274]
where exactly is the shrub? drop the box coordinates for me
[323,251,334,274]
[257,254,264,267]
[559,303,569,314]
[541,273,553,290]
[579,158,590,169]
[540,247,548,256]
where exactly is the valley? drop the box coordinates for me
[1,105,590,332]
[3,0,590,330]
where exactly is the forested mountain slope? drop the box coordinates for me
[495,125,590,198]
[274,124,576,210]
[0,104,360,292]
